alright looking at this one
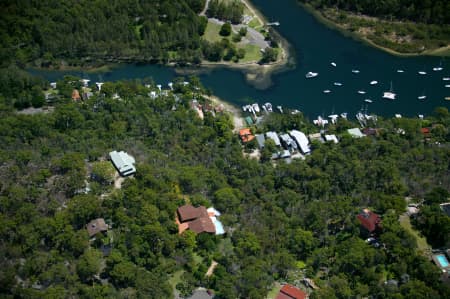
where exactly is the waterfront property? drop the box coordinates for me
[347,128,365,138]
[289,130,311,154]
[266,131,282,146]
[109,150,136,176]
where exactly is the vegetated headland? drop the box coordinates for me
[2,0,292,89]
[299,1,450,57]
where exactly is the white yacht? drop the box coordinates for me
[277,105,283,113]
[364,99,373,103]
[418,95,427,100]
[433,67,443,71]
[383,81,396,100]
[323,90,331,94]
[351,69,360,74]
[445,84,450,88]
[252,103,260,113]
[333,82,343,86]
[443,77,450,81]
[340,112,348,119]
[358,90,366,94]
[305,72,318,78]
[370,80,378,85]
[331,62,337,67]
[397,69,405,73]
[418,71,427,75]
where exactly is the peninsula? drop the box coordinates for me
[299,0,450,56]
[0,0,291,87]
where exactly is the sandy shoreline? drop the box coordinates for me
[203,94,245,132]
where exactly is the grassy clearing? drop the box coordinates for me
[203,21,224,43]
[168,270,184,290]
[248,17,262,29]
[240,44,262,63]
[399,214,430,254]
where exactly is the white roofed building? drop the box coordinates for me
[289,130,311,154]
[279,133,298,151]
[109,151,136,176]
[265,131,281,146]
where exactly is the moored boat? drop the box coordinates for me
[323,90,331,94]
[352,69,360,74]
[331,62,337,67]
[383,81,396,100]
[397,69,404,73]
[370,80,378,85]
[333,82,343,86]
[305,72,318,78]
[357,90,366,94]
[364,99,373,103]
[418,71,427,75]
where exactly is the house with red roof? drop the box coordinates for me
[239,128,255,143]
[276,284,308,299]
[357,208,382,234]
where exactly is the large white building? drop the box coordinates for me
[289,130,311,154]
[265,131,281,147]
[109,151,136,176]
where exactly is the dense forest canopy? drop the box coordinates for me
[0,0,208,67]
[300,0,450,24]
[0,67,449,297]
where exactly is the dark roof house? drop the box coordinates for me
[276,284,308,299]
[357,209,381,233]
[86,218,108,237]
[177,205,216,234]
[177,205,208,222]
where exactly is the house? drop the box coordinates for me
[280,133,298,151]
[86,218,108,237]
[357,209,381,234]
[176,205,218,235]
[290,130,311,154]
[239,128,255,143]
[109,150,136,176]
[276,284,308,299]
[308,133,324,143]
[324,134,339,143]
[266,131,281,146]
[72,89,81,101]
[440,202,450,217]
[255,134,266,149]
[421,127,430,135]
[362,128,378,136]
[347,128,365,138]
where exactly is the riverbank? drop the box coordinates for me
[301,3,450,57]
[203,94,245,132]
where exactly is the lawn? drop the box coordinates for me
[399,214,430,254]
[239,44,262,63]
[203,21,224,43]
[248,17,263,29]
[168,270,184,290]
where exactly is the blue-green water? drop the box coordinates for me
[29,0,449,118]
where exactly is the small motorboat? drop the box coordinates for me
[331,62,337,67]
[352,69,360,74]
[370,80,378,85]
[443,77,450,81]
[418,71,427,75]
[418,95,427,100]
[397,69,405,73]
[333,82,343,86]
[305,72,318,78]
[357,90,366,94]
[323,90,331,94]
[364,99,373,103]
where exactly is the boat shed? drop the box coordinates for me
[280,133,298,151]
[347,128,365,138]
[266,131,281,146]
[109,151,136,176]
[289,130,311,154]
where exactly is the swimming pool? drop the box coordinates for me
[436,254,449,268]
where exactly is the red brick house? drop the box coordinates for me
[357,209,382,234]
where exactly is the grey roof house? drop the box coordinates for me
[109,150,136,176]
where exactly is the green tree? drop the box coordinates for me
[219,22,232,36]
